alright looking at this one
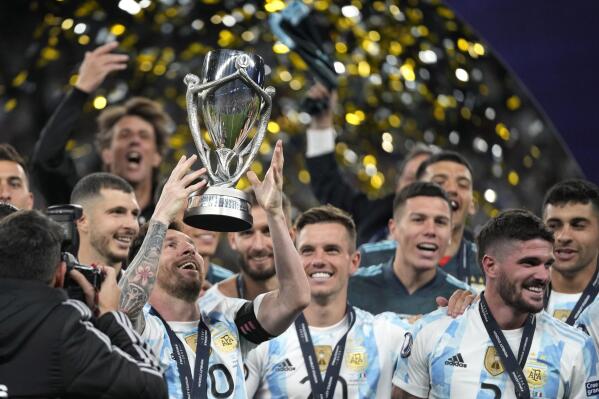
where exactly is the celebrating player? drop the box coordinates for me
[542,179,599,324]
[118,141,310,398]
[245,205,410,398]
[392,209,599,399]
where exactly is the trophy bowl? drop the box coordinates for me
[183,49,274,232]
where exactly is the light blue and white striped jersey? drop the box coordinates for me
[576,298,599,352]
[546,290,582,322]
[393,306,599,398]
[245,308,410,398]
[200,283,230,313]
[206,262,234,284]
[142,295,263,399]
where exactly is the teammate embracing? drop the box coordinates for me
[392,209,599,399]
[245,205,410,398]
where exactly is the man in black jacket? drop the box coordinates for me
[0,210,167,398]
[31,42,171,223]
[303,83,434,245]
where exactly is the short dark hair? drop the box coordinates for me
[415,150,474,180]
[0,210,63,283]
[0,143,29,188]
[127,221,183,263]
[95,97,172,156]
[71,172,134,205]
[294,205,357,251]
[476,209,554,266]
[543,179,599,215]
[397,143,436,178]
[392,181,451,217]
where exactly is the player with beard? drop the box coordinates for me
[541,179,599,324]
[392,209,599,399]
[32,42,170,223]
[119,141,311,398]
[70,172,140,274]
[359,151,484,290]
[200,190,293,304]
[245,205,410,398]
[179,225,233,294]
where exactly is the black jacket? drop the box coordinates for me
[0,279,167,398]
[30,89,155,222]
[306,152,393,245]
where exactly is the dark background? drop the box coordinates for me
[0,0,594,227]
[446,0,599,183]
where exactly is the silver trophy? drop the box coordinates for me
[183,49,275,232]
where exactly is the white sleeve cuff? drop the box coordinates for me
[253,293,266,318]
[306,127,337,158]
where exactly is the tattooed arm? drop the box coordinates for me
[118,155,206,333]
[119,220,168,332]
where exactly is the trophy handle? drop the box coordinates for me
[184,60,275,188]
[228,67,275,184]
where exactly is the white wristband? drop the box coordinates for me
[306,127,337,157]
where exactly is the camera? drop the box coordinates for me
[269,0,339,116]
[46,205,104,294]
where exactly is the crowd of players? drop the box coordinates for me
[1,42,599,399]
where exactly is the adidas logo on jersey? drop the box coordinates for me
[445,353,467,368]
[273,358,296,372]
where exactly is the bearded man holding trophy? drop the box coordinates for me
[118,49,310,398]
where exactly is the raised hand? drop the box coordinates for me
[152,154,207,225]
[75,42,129,93]
[307,83,337,130]
[247,140,284,216]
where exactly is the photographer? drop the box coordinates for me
[0,210,167,398]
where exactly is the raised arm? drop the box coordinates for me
[118,155,206,332]
[303,84,393,243]
[247,140,311,335]
[31,42,128,205]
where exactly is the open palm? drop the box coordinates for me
[247,140,284,214]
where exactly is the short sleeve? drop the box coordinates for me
[392,319,432,398]
[374,312,411,361]
[569,336,599,398]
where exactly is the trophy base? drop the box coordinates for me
[183,186,252,232]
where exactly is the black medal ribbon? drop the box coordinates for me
[150,307,211,399]
[479,293,535,399]
[236,274,246,300]
[294,305,356,399]
[543,264,599,325]
[456,240,467,283]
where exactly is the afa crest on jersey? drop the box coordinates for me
[524,357,547,389]
[212,323,238,354]
[552,309,571,323]
[345,346,368,372]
